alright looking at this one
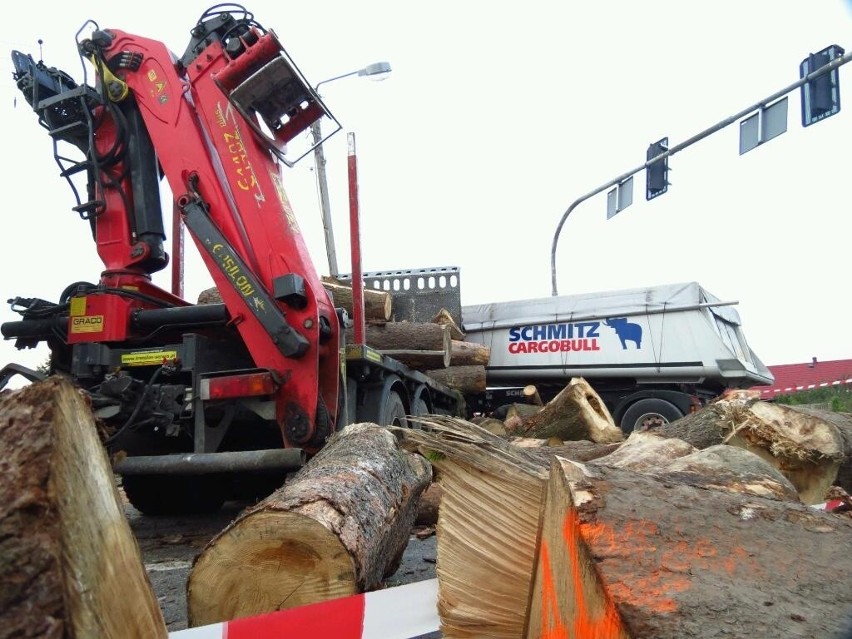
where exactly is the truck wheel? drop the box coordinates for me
[382,390,408,427]
[620,399,683,433]
[122,474,226,516]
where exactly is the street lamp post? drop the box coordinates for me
[312,62,391,277]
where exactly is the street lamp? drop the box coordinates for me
[311,61,392,277]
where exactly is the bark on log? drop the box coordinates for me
[592,430,696,472]
[526,456,852,639]
[424,365,487,394]
[652,398,851,504]
[661,444,801,502]
[321,279,393,322]
[0,378,167,639]
[524,440,622,464]
[431,308,465,340]
[346,322,451,353]
[415,482,443,527]
[449,340,491,366]
[508,377,623,444]
[380,349,450,370]
[186,423,431,627]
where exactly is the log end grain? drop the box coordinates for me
[187,511,357,627]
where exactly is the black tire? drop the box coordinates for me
[122,474,226,516]
[381,390,408,427]
[620,398,683,433]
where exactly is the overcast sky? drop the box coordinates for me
[1,1,851,377]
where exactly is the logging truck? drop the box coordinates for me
[0,6,463,515]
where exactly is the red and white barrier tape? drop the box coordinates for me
[170,578,439,639]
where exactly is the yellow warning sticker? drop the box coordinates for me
[70,315,104,333]
[121,350,178,367]
[69,297,87,317]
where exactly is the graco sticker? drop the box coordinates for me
[70,315,104,333]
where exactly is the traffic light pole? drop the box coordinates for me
[550,47,852,297]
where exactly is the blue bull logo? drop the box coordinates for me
[603,317,642,349]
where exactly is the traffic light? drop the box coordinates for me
[645,137,669,200]
[800,45,844,127]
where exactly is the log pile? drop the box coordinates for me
[392,414,852,639]
[4,374,852,637]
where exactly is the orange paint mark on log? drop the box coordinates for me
[538,540,570,639]
[535,510,627,638]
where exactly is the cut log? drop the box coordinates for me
[507,377,623,444]
[415,482,443,527]
[431,307,465,340]
[0,377,167,638]
[423,364,487,394]
[391,417,549,639]
[186,423,431,627]
[380,349,450,370]
[661,444,801,502]
[650,402,730,449]
[472,416,509,437]
[321,278,393,322]
[523,384,543,406]
[592,430,696,472]
[449,340,491,366]
[787,405,852,495]
[345,321,451,353]
[652,398,851,504]
[524,439,622,464]
[526,456,852,638]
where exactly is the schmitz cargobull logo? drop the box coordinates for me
[507,318,643,354]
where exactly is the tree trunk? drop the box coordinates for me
[380,349,451,370]
[591,430,696,472]
[508,377,623,444]
[431,308,465,340]
[523,385,543,406]
[424,365,487,394]
[449,340,491,366]
[186,423,432,627]
[321,278,393,322]
[415,482,443,527]
[788,405,852,495]
[392,416,549,639]
[527,456,852,639]
[0,378,167,639]
[345,321,451,352]
[652,398,852,504]
[524,439,622,464]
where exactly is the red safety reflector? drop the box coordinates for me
[201,372,276,400]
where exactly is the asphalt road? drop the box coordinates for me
[128,500,439,634]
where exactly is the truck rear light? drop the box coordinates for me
[201,372,276,400]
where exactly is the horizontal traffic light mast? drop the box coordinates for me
[549,45,852,297]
